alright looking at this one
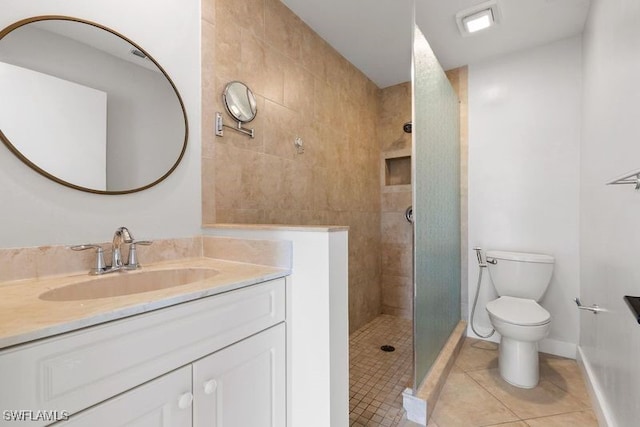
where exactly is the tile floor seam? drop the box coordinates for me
[537,375,591,407]
[461,369,523,421]
[472,369,590,425]
[524,378,591,418]
[459,364,499,373]
[520,408,596,421]
[479,421,529,427]
[429,370,522,427]
[478,376,586,421]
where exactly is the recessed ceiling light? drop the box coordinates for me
[463,9,494,33]
[456,0,502,37]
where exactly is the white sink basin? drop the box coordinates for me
[39,268,220,301]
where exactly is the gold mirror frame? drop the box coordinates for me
[0,15,189,195]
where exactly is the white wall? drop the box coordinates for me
[0,0,201,248]
[0,62,107,190]
[468,36,582,358]
[203,227,349,427]
[580,0,640,425]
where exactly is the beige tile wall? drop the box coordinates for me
[201,0,382,332]
[379,82,413,319]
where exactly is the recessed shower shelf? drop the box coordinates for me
[382,148,412,189]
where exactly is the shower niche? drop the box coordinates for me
[383,148,412,188]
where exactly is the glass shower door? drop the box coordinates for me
[412,24,461,388]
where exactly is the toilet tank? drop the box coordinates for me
[485,250,554,301]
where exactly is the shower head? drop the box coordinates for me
[403,121,412,133]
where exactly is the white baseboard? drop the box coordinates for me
[576,346,615,427]
[539,337,576,359]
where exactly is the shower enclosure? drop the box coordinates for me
[412,23,461,388]
[347,8,462,427]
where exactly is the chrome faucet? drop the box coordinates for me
[71,227,152,275]
[112,226,134,269]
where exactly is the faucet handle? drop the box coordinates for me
[70,244,107,275]
[125,240,153,269]
[70,244,101,251]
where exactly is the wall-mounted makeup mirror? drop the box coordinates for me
[224,81,257,123]
[215,81,257,139]
[0,16,188,194]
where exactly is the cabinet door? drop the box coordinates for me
[51,366,192,427]
[193,323,286,427]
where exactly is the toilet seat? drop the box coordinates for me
[486,296,551,326]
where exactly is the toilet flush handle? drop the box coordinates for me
[574,297,604,314]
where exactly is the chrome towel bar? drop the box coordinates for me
[574,297,604,314]
[606,168,640,190]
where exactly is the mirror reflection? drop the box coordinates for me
[223,81,257,123]
[0,17,187,194]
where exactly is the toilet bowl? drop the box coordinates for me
[486,296,551,388]
[485,250,554,389]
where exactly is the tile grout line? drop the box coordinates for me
[537,361,593,407]
[519,407,597,422]
[349,314,413,426]
[462,365,593,424]
[460,369,523,423]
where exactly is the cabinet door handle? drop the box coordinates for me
[203,379,218,395]
[178,392,194,409]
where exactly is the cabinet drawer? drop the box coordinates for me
[0,278,285,427]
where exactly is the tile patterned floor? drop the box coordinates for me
[428,338,599,427]
[349,314,413,427]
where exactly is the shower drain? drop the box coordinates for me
[380,345,395,352]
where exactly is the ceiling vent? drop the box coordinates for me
[456,0,502,36]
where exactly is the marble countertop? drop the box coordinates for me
[203,223,349,232]
[0,257,290,350]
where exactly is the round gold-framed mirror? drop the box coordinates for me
[0,16,188,194]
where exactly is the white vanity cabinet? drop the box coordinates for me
[193,323,286,427]
[53,324,286,427]
[0,277,288,427]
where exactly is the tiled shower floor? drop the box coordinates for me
[349,314,413,426]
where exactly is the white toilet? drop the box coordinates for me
[485,250,554,389]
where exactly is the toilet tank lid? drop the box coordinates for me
[486,250,554,264]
